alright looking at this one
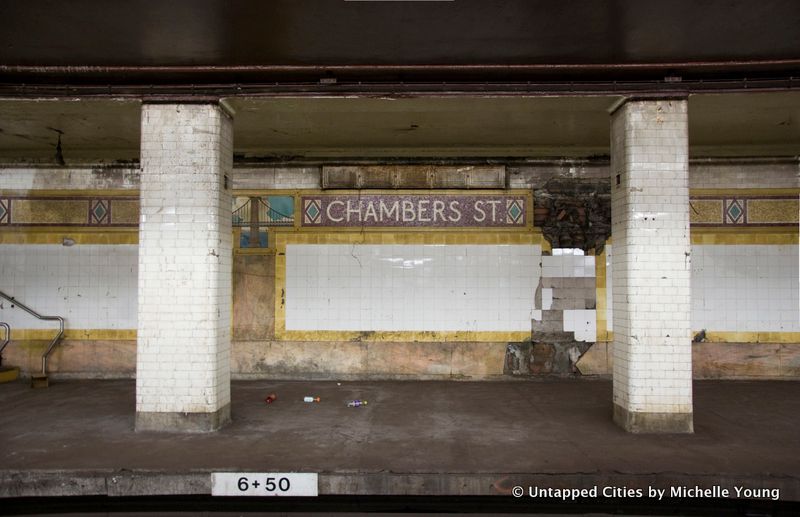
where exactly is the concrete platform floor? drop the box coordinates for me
[0,379,799,502]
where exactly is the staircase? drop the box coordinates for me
[0,291,64,388]
[0,321,18,383]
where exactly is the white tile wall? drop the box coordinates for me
[605,243,799,333]
[0,244,138,330]
[541,288,553,310]
[691,244,800,332]
[286,244,540,332]
[552,248,585,256]
[563,309,597,342]
[541,253,595,278]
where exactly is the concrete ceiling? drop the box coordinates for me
[0,93,798,162]
[230,96,618,159]
[1,1,799,78]
[0,99,141,162]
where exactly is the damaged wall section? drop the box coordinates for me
[506,250,598,376]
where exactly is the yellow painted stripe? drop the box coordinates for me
[703,331,800,344]
[7,228,794,246]
[596,330,613,343]
[235,247,277,256]
[0,367,20,383]
[0,230,138,245]
[594,244,608,342]
[10,329,136,340]
[272,230,546,246]
[690,230,798,245]
[234,188,533,196]
[689,188,800,196]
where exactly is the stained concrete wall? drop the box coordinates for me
[0,164,320,191]
[577,341,800,379]
[3,340,136,378]
[233,255,275,341]
[7,338,799,380]
[689,158,800,189]
[508,158,800,189]
[3,157,795,191]
[232,341,505,380]
[0,165,139,191]
[3,339,506,380]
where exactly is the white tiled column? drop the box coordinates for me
[609,99,693,433]
[136,103,233,432]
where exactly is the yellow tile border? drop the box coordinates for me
[689,188,800,196]
[272,228,547,245]
[594,243,609,342]
[273,230,545,342]
[596,330,613,343]
[690,228,798,245]
[0,367,19,382]
[0,228,139,245]
[234,247,276,256]
[692,226,798,234]
[2,225,551,248]
[746,198,800,224]
[702,331,800,344]
[10,329,136,341]
[234,188,533,197]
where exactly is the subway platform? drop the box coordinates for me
[0,378,798,506]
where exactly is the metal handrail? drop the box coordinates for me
[0,290,64,376]
[0,322,9,365]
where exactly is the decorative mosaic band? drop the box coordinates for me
[300,193,527,228]
[690,196,798,227]
[2,193,794,230]
[0,196,139,227]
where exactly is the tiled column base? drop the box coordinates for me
[613,404,693,434]
[135,404,231,433]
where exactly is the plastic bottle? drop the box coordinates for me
[347,400,368,407]
[303,396,321,403]
[264,394,277,404]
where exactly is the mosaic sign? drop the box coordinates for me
[689,195,799,227]
[300,193,528,228]
[0,196,139,227]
